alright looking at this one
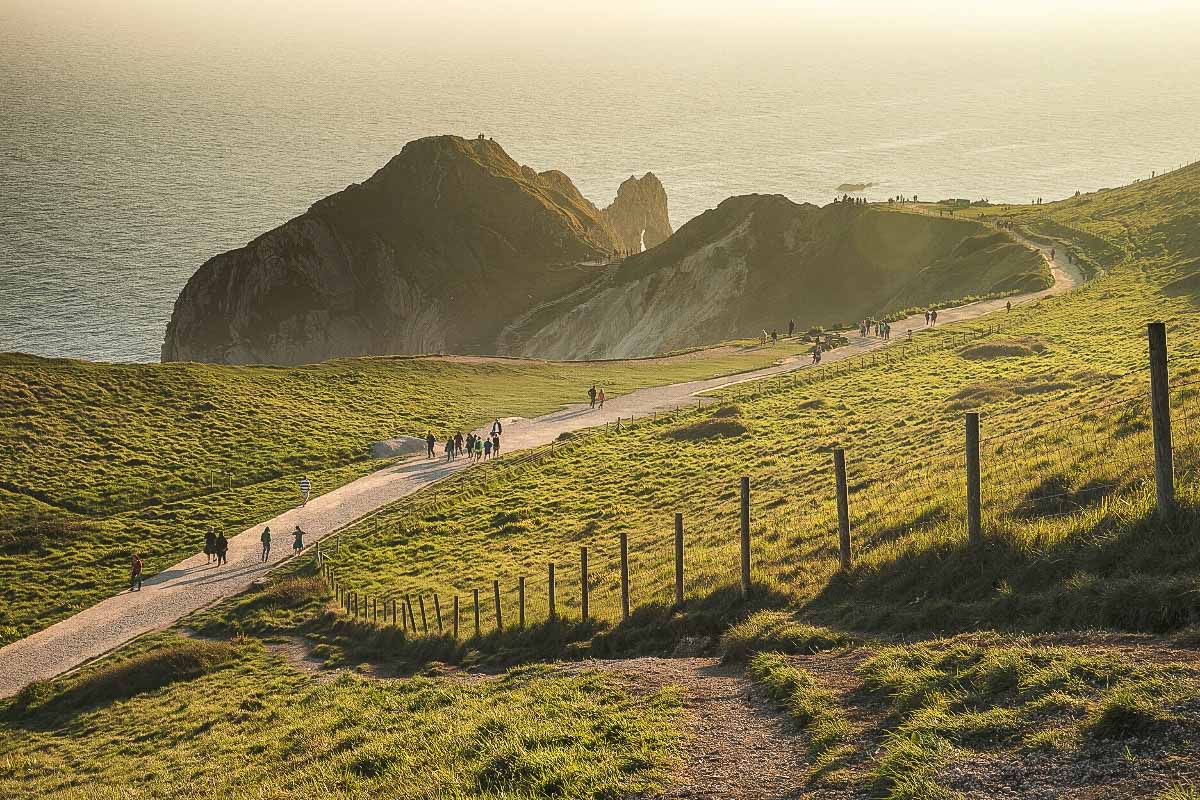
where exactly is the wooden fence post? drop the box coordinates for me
[674,513,684,607]
[453,595,460,639]
[392,598,398,627]
[740,476,751,597]
[418,595,429,634]
[619,533,630,621]
[406,597,417,631]
[1148,322,1175,514]
[434,594,443,633]
[965,412,982,544]
[473,588,481,637]
[372,597,377,623]
[518,577,526,628]
[548,563,556,620]
[493,580,503,631]
[834,448,851,570]
[580,547,589,620]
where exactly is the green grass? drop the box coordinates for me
[0,634,682,799]
[0,339,822,644]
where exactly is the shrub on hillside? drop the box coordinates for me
[254,576,326,608]
[663,418,747,441]
[959,337,1048,360]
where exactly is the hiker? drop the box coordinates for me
[455,431,464,456]
[788,320,795,337]
[298,475,311,506]
[491,418,503,438]
[598,387,606,409]
[931,309,938,325]
[771,329,778,344]
[1051,248,1056,260]
[474,436,484,460]
[466,432,475,459]
[1006,300,1012,313]
[589,384,597,409]
[483,437,493,459]
[492,433,501,457]
[215,532,229,566]
[445,436,454,462]
[924,310,931,326]
[130,554,143,592]
[292,525,306,553]
[426,431,436,458]
[260,526,272,561]
[811,344,820,364]
[204,527,217,564]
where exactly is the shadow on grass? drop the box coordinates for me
[311,583,795,675]
[808,505,1200,634]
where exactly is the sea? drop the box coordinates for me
[3,5,1199,363]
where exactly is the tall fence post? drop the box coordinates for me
[493,580,503,631]
[834,448,851,570]
[580,546,589,621]
[674,513,684,607]
[619,533,630,622]
[434,594,443,633]
[548,563,556,620]
[452,595,460,639]
[518,577,526,628]
[473,588,481,638]
[1148,322,1175,514]
[965,412,982,544]
[392,598,398,627]
[740,476,751,597]
[418,595,429,634]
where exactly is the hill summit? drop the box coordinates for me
[161,135,671,364]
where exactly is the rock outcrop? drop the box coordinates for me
[600,173,673,253]
[162,135,670,365]
[504,195,1045,360]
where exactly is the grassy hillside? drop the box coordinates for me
[0,340,818,644]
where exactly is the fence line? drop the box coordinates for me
[314,322,1195,646]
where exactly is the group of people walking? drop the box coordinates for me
[924,309,939,326]
[861,319,893,339]
[429,419,504,463]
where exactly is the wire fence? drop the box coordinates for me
[309,324,1196,644]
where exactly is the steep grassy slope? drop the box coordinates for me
[0,339,819,644]
[504,196,1047,359]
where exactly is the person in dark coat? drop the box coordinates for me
[204,527,217,564]
[215,532,229,566]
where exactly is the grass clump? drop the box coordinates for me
[663,417,747,441]
[748,652,854,780]
[959,336,1048,360]
[721,611,854,662]
[1085,683,1173,739]
[13,636,246,716]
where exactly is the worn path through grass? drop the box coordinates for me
[0,240,1073,698]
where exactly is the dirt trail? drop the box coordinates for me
[0,236,1082,699]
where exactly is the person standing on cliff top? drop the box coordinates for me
[425,431,436,458]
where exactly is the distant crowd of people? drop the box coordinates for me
[862,319,893,339]
[428,418,505,463]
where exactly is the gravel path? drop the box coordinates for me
[0,238,1081,698]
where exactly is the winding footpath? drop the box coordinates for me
[0,233,1083,697]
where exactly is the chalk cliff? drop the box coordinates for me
[162,135,670,364]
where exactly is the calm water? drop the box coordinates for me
[3,12,1199,362]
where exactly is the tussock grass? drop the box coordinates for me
[721,611,854,662]
[748,652,854,778]
[12,636,246,716]
[958,336,1048,360]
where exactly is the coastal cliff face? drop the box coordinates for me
[506,195,1045,360]
[162,136,669,364]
